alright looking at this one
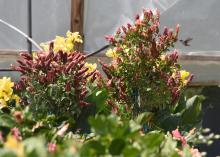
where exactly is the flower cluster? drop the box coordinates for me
[40,31,82,54]
[102,9,193,117]
[172,128,203,157]
[0,77,20,108]
[13,41,100,119]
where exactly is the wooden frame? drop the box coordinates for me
[71,0,84,51]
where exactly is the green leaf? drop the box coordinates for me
[122,146,139,157]
[156,112,182,131]
[182,95,204,126]
[86,88,108,113]
[0,114,15,128]
[0,149,17,157]
[129,120,141,132]
[141,131,164,149]
[109,138,126,155]
[80,140,105,156]
[181,146,193,157]
[160,135,179,157]
[135,112,152,125]
[23,137,47,157]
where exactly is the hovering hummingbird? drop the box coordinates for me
[179,37,193,46]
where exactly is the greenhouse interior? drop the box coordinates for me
[0,0,220,157]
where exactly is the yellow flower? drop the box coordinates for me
[4,135,24,157]
[12,95,20,104]
[53,36,66,52]
[40,31,83,54]
[106,48,118,58]
[0,99,7,108]
[180,70,190,84]
[66,31,83,43]
[32,52,38,59]
[0,77,19,107]
[0,77,14,92]
[85,63,97,73]
[0,77,14,103]
[40,43,49,52]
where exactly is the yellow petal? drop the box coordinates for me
[106,49,118,58]
[180,70,190,81]
[85,63,97,73]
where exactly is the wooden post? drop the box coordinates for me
[71,0,84,52]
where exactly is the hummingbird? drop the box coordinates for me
[179,37,193,46]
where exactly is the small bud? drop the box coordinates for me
[48,143,56,153]
[122,26,127,34]
[13,111,23,123]
[105,35,115,43]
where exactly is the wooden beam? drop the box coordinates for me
[71,0,84,51]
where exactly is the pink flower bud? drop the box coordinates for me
[163,27,169,35]
[116,27,121,35]
[172,129,187,146]
[127,23,132,29]
[13,111,23,123]
[122,26,127,34]
[135,14,140,20]
[156,8,160,19]
[176,24,180,34]
[105,35,115,43]
[135,19,142,27]
[11,127,22,141]
[48,143,56,153]
[0,132,3,142]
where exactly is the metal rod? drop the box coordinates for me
[27,0,32,54]
[0,69,17,72]
[86,45,109,57]
[0,19,42,51]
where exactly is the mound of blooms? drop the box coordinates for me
[0,8,219,157]
[101,9,193,118]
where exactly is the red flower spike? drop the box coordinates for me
[105,35,115,43]
[156,9,160,19]
[20,52,32,60]
[49,42,54,51]
[135,14,140,20]
[163,27,169,36]
[116,28,121,35]
[65,81,71,92]
[79,101,91,107]
[176,24,180,34]
[127,23,132,29]
[47,71,55,83]
[122,26,127,34]
[135,19,142,27]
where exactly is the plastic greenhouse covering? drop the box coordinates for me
[0,0,71,50]
[1,0,220,84]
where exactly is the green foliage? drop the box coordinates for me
[0,7,219,157]
[80,114,187,157]
[152,95,205,131]
[101,9,193,119]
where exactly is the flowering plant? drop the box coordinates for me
[102,9,193,118]
[12,35,103,131]
[0,8,218,157]
[0,77,20,109]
